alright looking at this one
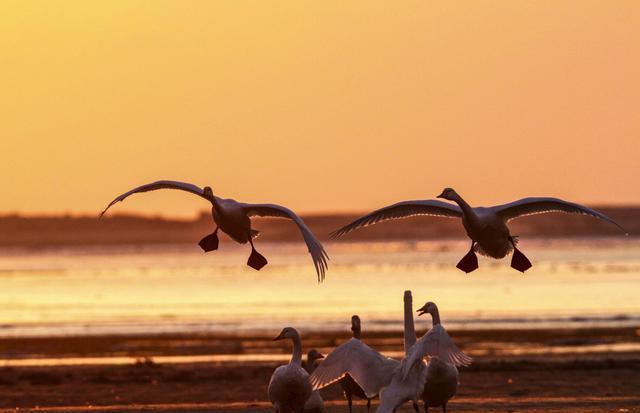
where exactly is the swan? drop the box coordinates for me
[416,302,462,413]
[339,315,374,413]
[100,180,328,281]
[303,349,325,413]
[332,187,627,273]
[310,303,470,413]
[269,327,313,413]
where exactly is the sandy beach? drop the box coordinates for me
[1,327,638,413]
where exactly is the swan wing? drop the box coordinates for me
[100,180,212,217]
[331,200,462,238]
[401,325,471,381]
[492,197,627,234]
[309,338,398,398]
[242,203,329,282]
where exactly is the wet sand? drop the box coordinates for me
[0,328,638,412]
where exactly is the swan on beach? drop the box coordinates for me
[269,327,313,413]
[416,302,462,413]
[332,187,627,273]
[339,316,374,413]
[310,302,471,413]
[100,180,328,281]
[404,292,464,413]
[303,349,325,413]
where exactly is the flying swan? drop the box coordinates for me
[100,180,328,281]
[331,187,627,273]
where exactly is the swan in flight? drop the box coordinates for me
[339,316,374,413]
[303,349,325,413]
[416,302,463,413]
[310,304,470,413]
[100,180,328,281]
[269,327,313,413]
[332,187,627,273]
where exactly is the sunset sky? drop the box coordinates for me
[1,1,638,217]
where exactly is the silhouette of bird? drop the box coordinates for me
[416,302,463,413]
[269,327,313,413]
[100,180,328,281]
[339,315,373,413]
[304,349,325,413]
[332,187,627,273]
[310,303,470,413]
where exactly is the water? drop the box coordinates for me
[0,238,638,338]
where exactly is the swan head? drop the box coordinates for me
[307,349,324,365]
[351,315,361,332]
[416,301,437,316]
[203,186,215,200]
[273,327,298,341]
[437,187,458,201]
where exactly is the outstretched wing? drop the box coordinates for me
[331,200,462,238]
[401,324,471,381]
[309,338,399,398]
[242,203,329,282]
[100,180,212,217]
[492,197,627,234]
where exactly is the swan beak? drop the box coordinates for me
[436,191,446,199]
[273,333,284,341]
[416,306,428,316]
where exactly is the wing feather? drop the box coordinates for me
[331,200,462,238]
[100,180,211,217]
[309,338,398,398]
[401,325,471,381]
[492,197,627,234]
[243,204,329,282]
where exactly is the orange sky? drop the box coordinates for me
[1,1,639,217]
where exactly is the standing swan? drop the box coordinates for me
[100,180,328,281]
[332,187,627,273]
[310,304,470,413]
[339,315,374,413]
[303,349,325,413]
[416,302,462,413]
[269,327,313,413]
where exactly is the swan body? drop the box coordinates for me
[303,349,325,413]
[332,187,627,273]
[339,316,373,413]
[269,327,312,413]
[310,301,470,413]
[416,302,461,413]
[100,180,328,281]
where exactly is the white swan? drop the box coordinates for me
[310,304,470,413]
[332,187,627,273]
[303,349,325,413]
[100,180,328,281]
[269,327,313,413]
[416,302,463,413]
[339,316,374,413]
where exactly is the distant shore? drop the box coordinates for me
[0,206,636,247]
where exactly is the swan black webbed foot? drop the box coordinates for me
[198,227,219,252]
[509,236,532,273]
[247,234,268,270]
[456,241,479,273]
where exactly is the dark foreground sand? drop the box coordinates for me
[0,328,638,412]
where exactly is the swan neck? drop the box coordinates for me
[403,291,416,355]
[452,194,475,218]
[352,324,361,340]
[430,306,441,326]
[290,331,303,365]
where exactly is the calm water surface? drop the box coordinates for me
[0,238,638,337]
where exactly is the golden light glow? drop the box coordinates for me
[1,1,638,217]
